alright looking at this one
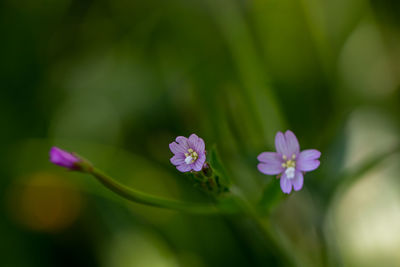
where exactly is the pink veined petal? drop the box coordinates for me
[192,154,206,172]
[300,149,321,159]
[169,142,186,154]
[177,163,191,172]
[257,152,284,175]
[188,134,205,153]
[297,149,321,171]
[188,133,198,144]
[258,163,284,175]
[292,170,304,191]
[175,136,190,150]
[257,152,282,163]
[280,174,292,194]
[285,130,300,155]
[275,131,291,157]
[297,160,320,172]
[170,154,185,165]
[197,137,205,153]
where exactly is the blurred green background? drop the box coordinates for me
[1,0,400,266]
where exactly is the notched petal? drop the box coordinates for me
[257,163,284,175]
[292,170,304,191]
[177,164,191,172]
[169,142,186,154]
[188,134,205,153]
[297,149,321,171]
[170,155,185,165]
[285,130,300,155]
[280,175,292,194]
[257,152,281,163]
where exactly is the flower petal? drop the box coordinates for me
[292,170,304,191]
[176,136,190,149]
[188,134,198,143]
[170,154,185,165]
[49,147,79,168]
[188,133,205,153]
[285,130,300,155]
[257,152,284,175]
[275,132,287,155]
[169,142,186,154]
[258,163,283,175]
[177,163,191,172]
[275,131,300,156]
[280,174,292,194]
[192,153,206,171]
[297,149,321,171]
[257,152,281,163]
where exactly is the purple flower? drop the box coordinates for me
[257,130,321,194]
[169,134,206,172]
[49,147,80,170]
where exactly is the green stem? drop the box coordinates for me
[89,167,239,214]
[87,168,295,264]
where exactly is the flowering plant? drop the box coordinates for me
[257,130,321,194]
[49,130,322,264]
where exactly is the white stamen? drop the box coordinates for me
[285,167,295,179]
[185,155,193,165]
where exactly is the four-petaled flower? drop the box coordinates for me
[49,147,81,170]
[169,134,206,172]
[257,130,321,194]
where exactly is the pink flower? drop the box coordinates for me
[257,130,321,194]
[169,134,206,172]
[49,147,81,170]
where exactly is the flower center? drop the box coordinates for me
[184,148,198,164]
[285,167,295,179]
[281,154,296,179]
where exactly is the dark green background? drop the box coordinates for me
[1,0,400,266]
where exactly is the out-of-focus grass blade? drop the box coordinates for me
[205,0,286,147]
[257,179,286,216]
[327,144,400,205]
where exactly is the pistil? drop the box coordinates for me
[184,148,198,164]
[281,154,297,179]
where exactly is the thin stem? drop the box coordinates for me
[89,167,239,214]
[88,168,295,264]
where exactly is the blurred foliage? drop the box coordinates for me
[1,0,400,266]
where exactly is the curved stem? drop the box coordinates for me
[88,168,295,264]
[89,167,239,214]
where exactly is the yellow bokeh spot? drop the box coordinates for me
[6,172,84,233]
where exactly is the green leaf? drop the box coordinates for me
[208,145,231,187]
